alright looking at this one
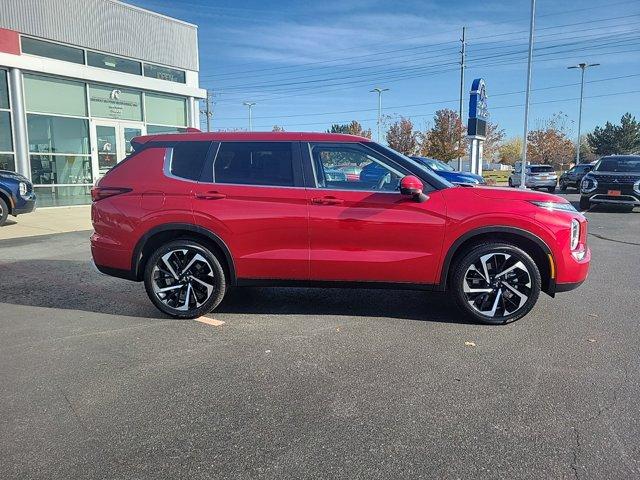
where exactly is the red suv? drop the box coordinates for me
[91,132,590,324]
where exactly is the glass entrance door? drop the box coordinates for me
[91,121,145,181]
[96,125,119,176]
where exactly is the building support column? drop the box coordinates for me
[187,96,199,129]
[8,68,29,178]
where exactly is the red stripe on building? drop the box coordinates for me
[0,28,21,56]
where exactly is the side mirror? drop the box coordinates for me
[400,175,427,202]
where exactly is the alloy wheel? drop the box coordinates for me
[151,248,216,312]
[462,252,532,318]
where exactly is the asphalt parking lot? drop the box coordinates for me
[1,192,639,479]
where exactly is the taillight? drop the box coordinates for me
[91,187,132,202]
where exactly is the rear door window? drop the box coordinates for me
[214,142,295,187]
[168,141,212,181]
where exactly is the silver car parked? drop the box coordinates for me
[509,164,557,192]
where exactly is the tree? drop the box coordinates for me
[483,122,505,163]
[327,120,372,138]
[616,113,640,153]
[386,117,418,155]
[526,113,575,168]
[587,121,617,155]
[587,113,640,155]
[498,137,522,165]
[272,125,285,132]
[419,109,466,161]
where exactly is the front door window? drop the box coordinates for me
[310,143,404,192]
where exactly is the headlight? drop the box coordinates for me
[581,176,597,193]
[570,219,580,250]
[634,180,640,194]
[529,201,577,212]
[19,182,28,196]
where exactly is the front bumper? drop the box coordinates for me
[12,195,37,215]
[583,192,640,206]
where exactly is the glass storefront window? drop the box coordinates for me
[146,125,188,135]
[143,64,186,84]
[0,112,13,152]
[27,115,89,154]
[33,185,92,207]
[21,37,85,64]
[24,75,87,117]
[30,155,92,185]
[0,70,8,109]
[145,94,187,126]
[87,51,142,76]
[0,154,15,171]
[89,84,142,121]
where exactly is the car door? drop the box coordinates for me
[192,141,309,281]
[303,142,447,285]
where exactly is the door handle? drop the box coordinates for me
[311,196,344,206]
[195,191,227,200]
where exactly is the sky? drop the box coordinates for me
[129,0,639,140]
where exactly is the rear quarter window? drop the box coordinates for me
[168,141,212,181]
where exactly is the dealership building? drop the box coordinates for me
[0,0,205,206]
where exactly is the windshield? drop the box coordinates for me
[369,144,454,188]
[424,158,455,172]
[594,156,640,173]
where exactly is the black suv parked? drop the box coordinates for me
[559,163,593,191]
[580,155,640,210]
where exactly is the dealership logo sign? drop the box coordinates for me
[110,89,122,100]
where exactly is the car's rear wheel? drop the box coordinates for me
[508,178,513,187]
[547,186,556,193]
[451,242,541,325]
[579,196,591,211]
[0,197,8,226]
[144,240,226,319]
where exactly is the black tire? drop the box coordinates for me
[144,239,226,319]
[508,178,513,187]
[579,196,591,211]
[0,197,8,226]
[450,242,542,325]
[559,182,567,192]
[547,186,556,193]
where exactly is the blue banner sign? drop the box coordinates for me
[468,78,488,137]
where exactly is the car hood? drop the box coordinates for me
[0,170,29,183]
[439,171,484,183]
[469,186,569,203]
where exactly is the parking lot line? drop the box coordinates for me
[195,317,225,327]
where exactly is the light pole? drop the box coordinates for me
[243,101,256,131]
[568,62,599,164]
[370,87,389,142]
[520,0,536,190]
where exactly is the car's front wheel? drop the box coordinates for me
[0,197,8,226]
[144,240,226,319]
[451,242,541,324]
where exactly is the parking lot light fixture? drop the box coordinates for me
[568,63,600,165]
[243,101,257,131]
[370,87,389,142]
[520,0,536,190]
